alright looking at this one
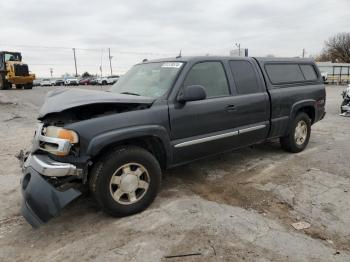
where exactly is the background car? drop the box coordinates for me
[79,77,93,85]
[40,79,51,86]
[64,78,79,86]
[89,77,98,85]
[53,79,65,86]
[97,75,120,85]
[33,79,41,87]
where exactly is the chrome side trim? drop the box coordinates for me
[238,124,266,134]
[174,124,266,148]
[174,130,239,148]
[24,154,82,177]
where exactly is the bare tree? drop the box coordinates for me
[316,33,350,63]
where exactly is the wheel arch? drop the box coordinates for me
[290,100,316,124]
[87,125,172,170]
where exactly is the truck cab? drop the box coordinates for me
[20,56,325,227]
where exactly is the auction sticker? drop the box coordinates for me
[162,62,183,68]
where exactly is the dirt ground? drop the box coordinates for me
[0,85,349,262]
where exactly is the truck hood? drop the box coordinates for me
[38,88,155,118]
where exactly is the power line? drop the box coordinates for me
[0,43,174,56]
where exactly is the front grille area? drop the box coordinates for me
[14,64,29,76]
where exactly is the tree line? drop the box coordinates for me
[316,32,350,63]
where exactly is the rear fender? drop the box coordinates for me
[287,100,316,133]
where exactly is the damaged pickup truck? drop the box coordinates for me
[21,56,326,227]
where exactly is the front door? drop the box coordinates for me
[169,61,241,164]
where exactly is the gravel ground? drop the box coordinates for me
[0,85,349,262]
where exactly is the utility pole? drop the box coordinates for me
[72,48,78,76]
[50,68,53,78]
[108,48,113,76]
[235,43,241,56]
[100,49,103,77]
[302,48,306,58]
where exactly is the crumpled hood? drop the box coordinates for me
[38,88,155,118]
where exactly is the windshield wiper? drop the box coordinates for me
[120,91,140,96]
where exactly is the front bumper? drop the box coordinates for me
[21,154,82,228]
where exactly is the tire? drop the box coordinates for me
[0,74,4,90]
[0,74,11,90]
[24,83,33,89]
[341,100,348,113]
[16,84,23,89]
[102,80,107,85]
[89,146,162,217]
[280,112,311,153]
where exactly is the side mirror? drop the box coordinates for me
[177,85,206,103]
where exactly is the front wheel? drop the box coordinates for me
[280,112,311,153]
[89,146,162,217]
[341,100,348,113]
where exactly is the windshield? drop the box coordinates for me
[5,53,21,62]
[111,62,183,98]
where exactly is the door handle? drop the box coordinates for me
[225,105,236,112]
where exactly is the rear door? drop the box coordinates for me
[227,60,270,147]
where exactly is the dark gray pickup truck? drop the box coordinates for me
[21,56,326,227]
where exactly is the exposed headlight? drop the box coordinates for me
[45,126,79,144]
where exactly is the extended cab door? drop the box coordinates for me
[227,60,270,147]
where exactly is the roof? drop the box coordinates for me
[141,56,253,64]
[140,56,316,64]
[254,57,315,63]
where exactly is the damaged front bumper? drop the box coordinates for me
[21,154,82,228]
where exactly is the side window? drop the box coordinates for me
[300,64,317,81]
[229,61,260,95]
[184,62,230,98]
[265,64,305,84]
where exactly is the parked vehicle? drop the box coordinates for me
[40,79,51,86]
[107,75,119,84]
[0,51,35,90]
[97,75,119,85]
[20,56,326,227]
[79,77,93,85]
[340,84,350,116]
[33,79,41,87]
[53,79,65,86]
[89,77,98,85]
[64,78,79,86]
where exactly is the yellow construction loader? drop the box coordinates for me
[0,51,35,90]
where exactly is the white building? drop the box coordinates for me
[316,62,350,84]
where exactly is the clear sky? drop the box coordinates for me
[1,0,349,77]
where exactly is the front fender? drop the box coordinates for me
[86,125,172,164]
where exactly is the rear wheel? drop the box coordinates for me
[89,146,162,217]
[24,83,33,89]
[280,112,311,153]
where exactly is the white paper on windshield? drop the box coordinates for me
[161,62,183,68]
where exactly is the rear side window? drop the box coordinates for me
[265,63,319,84]
[265,64,304,84]
[184,61,230,98]
[229,61,260,94]
[300,64,317,81]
